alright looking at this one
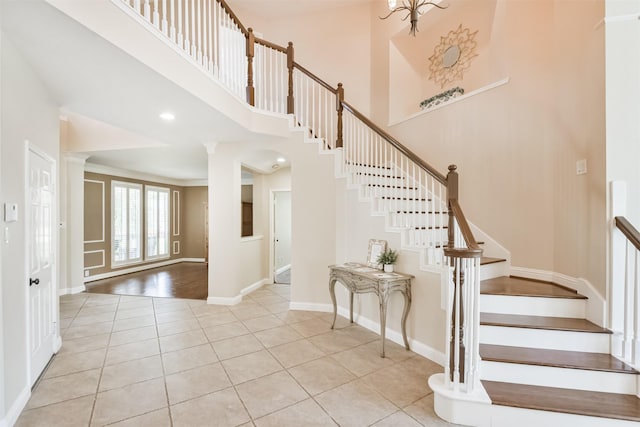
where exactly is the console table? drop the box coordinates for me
[328,263,413,357]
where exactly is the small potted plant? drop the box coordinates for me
[377,249,398,272]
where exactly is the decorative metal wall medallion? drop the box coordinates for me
[428,25,478,88]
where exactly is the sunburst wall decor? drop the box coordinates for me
[428,25,478,88]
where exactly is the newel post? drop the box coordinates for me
[446,164,458,249]
[287,42,295,114]
[336,83,344,148]
[246,28,255,106]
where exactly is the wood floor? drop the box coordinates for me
[85,262,208,300]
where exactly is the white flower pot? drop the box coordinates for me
[384,264,394,273]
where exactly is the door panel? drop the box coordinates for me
[28,148,55,385]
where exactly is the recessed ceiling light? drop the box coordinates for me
[159,112,175,121]
[276,157,286,163]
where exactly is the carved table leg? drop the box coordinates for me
[349,291,354,323]
[401,286,412,350]
[329,278,338,329]
[379,294,388,358]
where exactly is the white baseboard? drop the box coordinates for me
[2,385,30,427]
[275,264,291,275]
[207,295,242,306]
[84,258,204,283]
[54,335,62,353]
[241,279,268,296]
[289,301,446,366]
[510,266,606,327]
[58,285,86,296]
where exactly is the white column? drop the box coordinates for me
[204,142,242,305]
[62,153,90,294]
[610,180,628,357]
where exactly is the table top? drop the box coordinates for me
[329,263,414,281]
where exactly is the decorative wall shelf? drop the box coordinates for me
[388,77,510,127]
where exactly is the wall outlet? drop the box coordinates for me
[84,270,90,277]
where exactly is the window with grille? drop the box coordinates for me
[146,186,170,260]
[112,181,142,266]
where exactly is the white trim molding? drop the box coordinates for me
[275,264,291,275]
[2,386,30,427]
[510,266,606,327]
[58,285,86,296]
[207,295,242,306]
[241,279,267,296]
[83,249,106,270]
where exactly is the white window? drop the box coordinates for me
[112,181,142,266]
[146,186,170,260]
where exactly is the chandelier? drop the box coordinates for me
[380,0,447,36]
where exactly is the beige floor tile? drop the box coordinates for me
[76,303,118,316]
[155,309,195,324]
[196,311,238,329]
[59,333,111,355]
[117,298,154,311]
[26,369,100,409]
[84,294,121,306]
[371,411,424,427]
[153,300,190,313]
[162,343,218,375]
[115,306,155,320]
[106,408,171,427]
[263,301,290,314]
[242,314,285,332]
[212,334,264,360]
[170,388,250,427]
[254,398,338,427]
[362,339,414,363]
[109,325,158,347]
[398,355,443,379]
[159,329,208,353]
[250,294,288,306]
[165,363,231,404]
[43,348,106,379]
[59,317,74,329]
[362,365,430,408]
[156,318,201,337]
[221,349,283,384]
[315,380,397,427]
[403,394,456,426]
[331,345,394,377]
[99,355,164,391]
[105,338,160,366]
[91,377,167,426]
[60,308,80,320]
[70,312,116,327]
[16,395,94,427]
[289,318,332,338]
[203,321,250,342]
[112,315,156,332]
[308,330,362,354]
[231,304,271,321]
[288,357,356,396]
[337,324,380,344]
[235,371,309,419]
[190,303,231,317]
[269,339,326,368]
[253,325,302,348]
[276,310,319,324]
[63,321,113,340]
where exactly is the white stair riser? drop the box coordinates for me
[373,198,433,212]
[480,360,637,394]
[389,212,447,228]
[353,175,406,187]
[480,325,610,352]
[480,295,586,318]
[490,404,640,427]
[479,262,510,281]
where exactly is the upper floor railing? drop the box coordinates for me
[114,0,482,393]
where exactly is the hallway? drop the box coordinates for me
[17,285,449,426]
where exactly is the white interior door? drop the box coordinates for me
[273,191,291,279]
[28,147,56,385]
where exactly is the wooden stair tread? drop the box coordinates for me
[482,380,640,422]
[480,344,638,374]
[480,257,505,266]
[480,313,611,334]
[481,276,587,299]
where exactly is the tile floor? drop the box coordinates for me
[17,284,455,426]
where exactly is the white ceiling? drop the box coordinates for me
[2,0,293,183]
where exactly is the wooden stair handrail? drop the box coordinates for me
[341,101,448,185]
[292,62,338,94]
[448,199,481,251]
[218,0,248,35]
[254,37,287,53]
[616,216,640,252]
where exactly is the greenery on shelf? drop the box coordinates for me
[377,249,398,266]
[420,86,464,110]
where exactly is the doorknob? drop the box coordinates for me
[29,278,40,286]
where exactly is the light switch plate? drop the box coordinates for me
[576,159,588,175]
[4,203,18,222]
